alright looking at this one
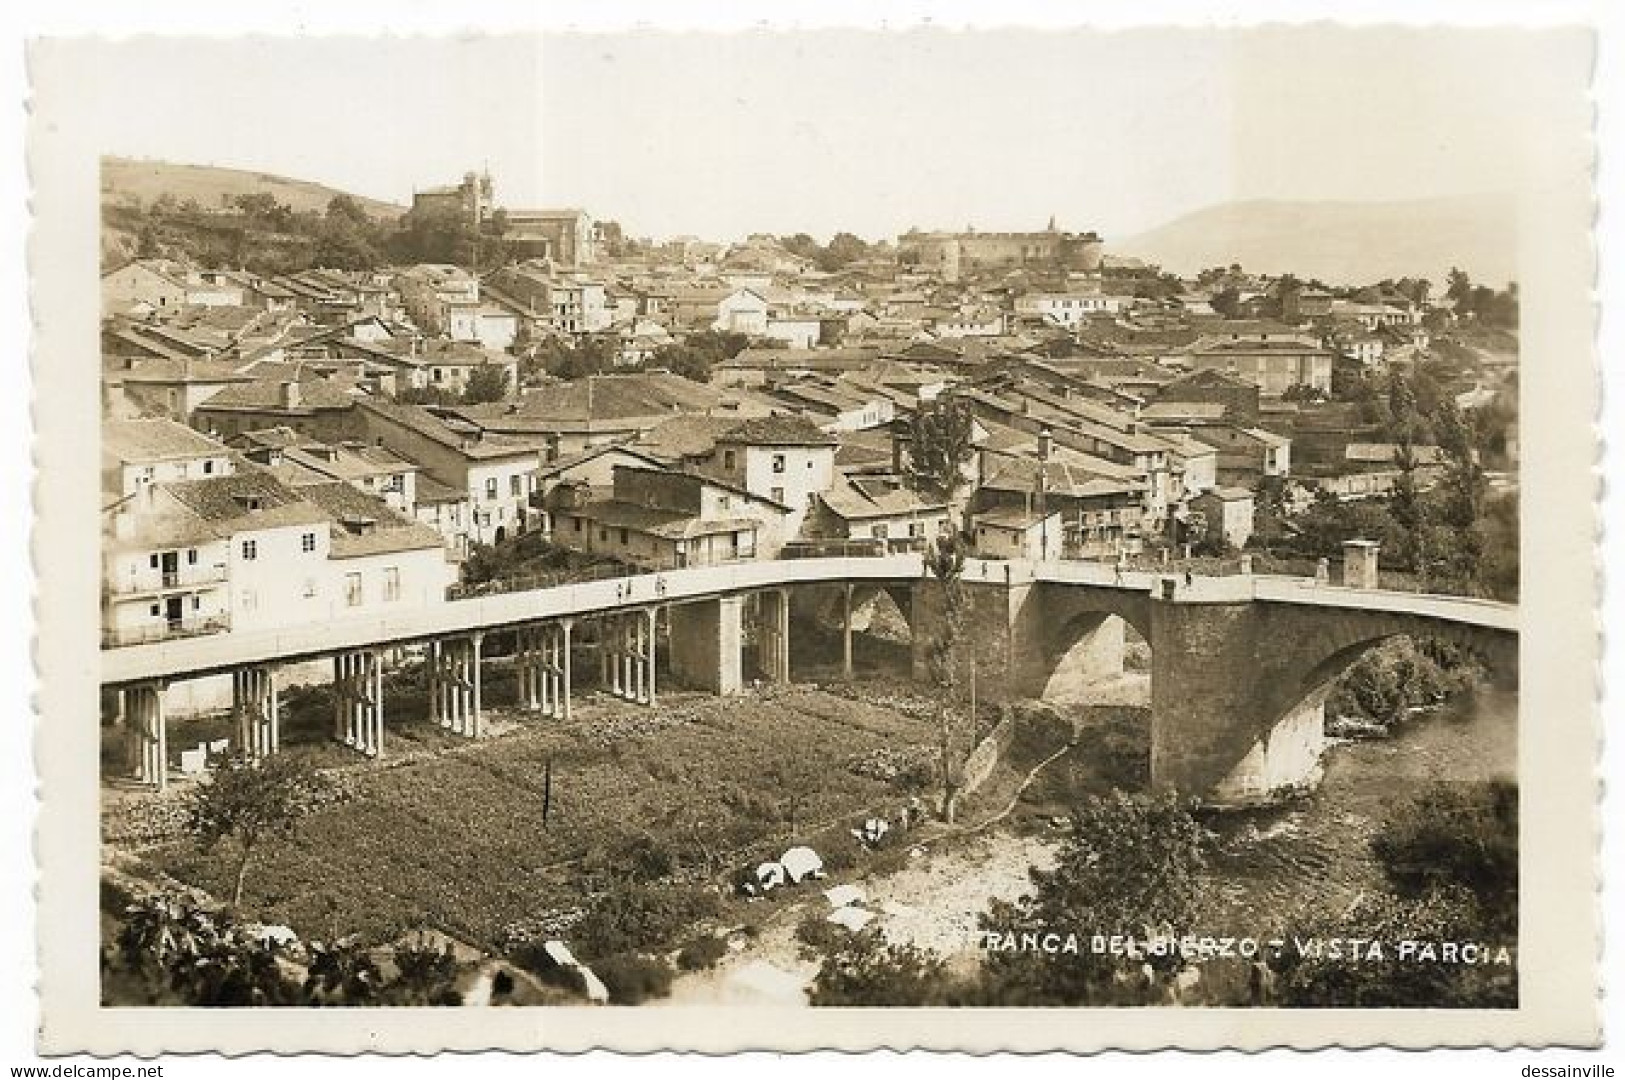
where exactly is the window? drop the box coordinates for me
[618,528,630,546]
[771,453,786,473]
[723,449,736,470]
[874,523,889,540]
[148,553,159,569]
[303,578,317,599]
[344,573,363,607]
[770,487,785,505]
[598,528,608,542]
[510,475,522,498]
[717,495,731,511]
[186,548,198,565]
[191,596,201,611]
[149,604,160,617]
[573,518,583,533]
[202,460,214,475]
[301,532,318,553]
[485,477,498,500]
[241,539,257,561]
[383,567,401,602]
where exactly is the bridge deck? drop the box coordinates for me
[100,555,1517,688]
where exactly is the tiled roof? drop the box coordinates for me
[413,474,467,505]
[635,415,744,461]
[163,469,330,530]
[103,418,226,463]
[198,375,361,412]
[299,481,445,558]
[357,398,546,460]
[818,475,945,521]
[567,498,764,540]
[718,415,836,447]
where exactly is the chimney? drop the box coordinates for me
[1038,426,1053,462]
[281,380,301,409]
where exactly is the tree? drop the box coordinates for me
[185,753,326,908]
[924,530,975,822]
[816,231,870,272]
[978,791,1209,1004]
[1210,286,1243,319]
[903,394,975,505]
[809,929,954,1005]
[461,365,512,405]
[648,329,749,384]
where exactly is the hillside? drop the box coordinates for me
[1114,194,1517,287]
[101,156,405,220]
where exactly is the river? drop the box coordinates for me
[662,687,1517,1005]
[1199,688,1518,930]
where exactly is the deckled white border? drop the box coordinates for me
[10,1,1613,1061]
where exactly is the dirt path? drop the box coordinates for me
[663,828,1057,1005]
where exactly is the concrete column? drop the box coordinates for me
[666,596,745,696]
[333,650,384,757]
[332,654,348,744]
[644,607,658,706]
[232,665,278,761]
[560,618,575,720]
[470,633,484,738]
[621,615,636,700]
[369,649,385,757]
[774,588,791,683]
[841,583,854,680]
[128,683,167,792]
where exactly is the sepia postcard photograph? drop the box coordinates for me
[18,5,1609,1059]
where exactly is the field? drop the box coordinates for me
[114,682,943,949]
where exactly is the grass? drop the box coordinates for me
[118,685,941,949]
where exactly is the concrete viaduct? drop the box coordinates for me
[102,554,1517,806]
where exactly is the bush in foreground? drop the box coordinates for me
[595,952,675,1005]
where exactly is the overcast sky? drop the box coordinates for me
[63,26,1583,243]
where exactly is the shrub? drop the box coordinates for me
[594,952,674,1005]
[571,883,723,961]
[809,929,953,1006]
[794,912,845,960]
[1370,779,1518,937]
[675,934,729,972]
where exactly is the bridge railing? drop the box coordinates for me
[101,617,232,650]
[101,554,931,686]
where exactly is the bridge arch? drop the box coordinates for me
[1007,581,1154,699]
[1152,600,1519,804]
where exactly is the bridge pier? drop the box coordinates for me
[1209,690,1329,806]
[668,596,744,694]
[333,649,384,757]
[758,588,791,683]
[515,620,572,719]
[428,635,483,739]
[123,683,168,791]
[600,610,657,705]
[231,664,280,761]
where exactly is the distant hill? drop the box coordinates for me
[101,156,405,220]
[1114,195,1517,287]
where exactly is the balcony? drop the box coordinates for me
[101,616,232,650]
[108,566,229,598]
